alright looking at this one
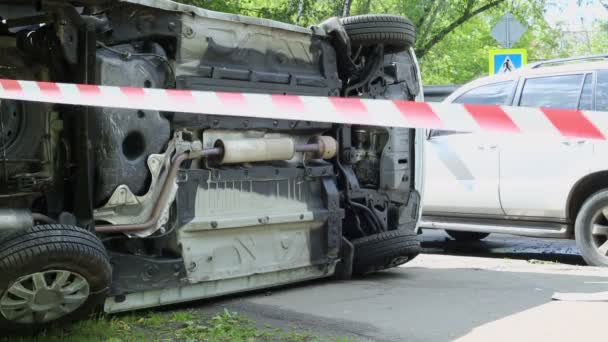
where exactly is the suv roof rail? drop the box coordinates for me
[529,54,608,69]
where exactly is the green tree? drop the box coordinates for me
[420,15,495,84]
[412,0,555,83]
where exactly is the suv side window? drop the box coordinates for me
[519,74,584,109]
[431,81,515,137]
[597,70,608,112]
[453,81,515,105]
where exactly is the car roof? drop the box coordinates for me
[444,59,608,103]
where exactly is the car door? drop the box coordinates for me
[424,81,515,215]
[585,70,608,185]
[498,72,595,219]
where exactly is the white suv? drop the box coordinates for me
[421,55,608,266]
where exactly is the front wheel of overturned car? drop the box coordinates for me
[0,224,112,335]
[352,229,420,276]
[340,14,416,53]
[575,190,608,267]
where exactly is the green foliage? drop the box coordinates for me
[557,22,608,57]
[420,15,496,85]
[178,0,292,23]
[421,0,561,84]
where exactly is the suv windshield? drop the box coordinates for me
[453,81,514,105]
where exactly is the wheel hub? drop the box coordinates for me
[590,208,608,259]
[33,289,63,306]
[0,270,90,324]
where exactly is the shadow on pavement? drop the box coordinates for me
[420,230,586,266]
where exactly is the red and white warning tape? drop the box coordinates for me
[1,78,607,140]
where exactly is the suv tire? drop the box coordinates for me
[445,230,490,241]
[0,224,111,334]
[575,190,608,267]
[352,229,420,275]
[340,14,415,53]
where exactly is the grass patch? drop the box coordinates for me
[2,309,353,342]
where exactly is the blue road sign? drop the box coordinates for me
[489,49,527,75]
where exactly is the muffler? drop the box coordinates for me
[213,136,337,164]
[0,209,57,231]
[0,209,33,231]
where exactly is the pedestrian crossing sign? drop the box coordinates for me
[489,49,527,75]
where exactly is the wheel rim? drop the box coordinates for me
[0,100,24,151]
[590,208,608,261]
[0,270,90,324]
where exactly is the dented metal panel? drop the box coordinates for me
[104,263,335,313]
[179,222,329,283]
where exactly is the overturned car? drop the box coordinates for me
[0,0,423,333]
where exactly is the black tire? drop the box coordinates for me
[340,14,416,53]
[575,190,608,267]
[352,229,420,275]
[0,224,112,335]
[445,230,490,241]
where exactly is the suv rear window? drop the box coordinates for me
[453,81,514,105]
[519,74,584,109]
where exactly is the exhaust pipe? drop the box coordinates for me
[95,148,222,233]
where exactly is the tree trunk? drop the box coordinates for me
[342,0,352,17]
[416,0,443,52]
[294,0,305,25]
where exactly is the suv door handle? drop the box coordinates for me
[477,145,498,150]
[562,140,587,146]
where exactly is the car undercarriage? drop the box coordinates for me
[0,0,422,333]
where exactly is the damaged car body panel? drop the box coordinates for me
[0,0,423,331]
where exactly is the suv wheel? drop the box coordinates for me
[352,229,420,275]
[575,190,608,266]
[445,230,490,241]
[340,14,415,53]
[0,224,112,334]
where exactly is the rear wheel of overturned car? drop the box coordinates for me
[340,14,416,53]
[0,224,112,334]
[445,230,490,241]
[575,190,608,267]
[352,229,420,276]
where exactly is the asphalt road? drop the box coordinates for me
[181,233,606,342]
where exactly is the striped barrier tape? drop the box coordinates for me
[1,78,607,140]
